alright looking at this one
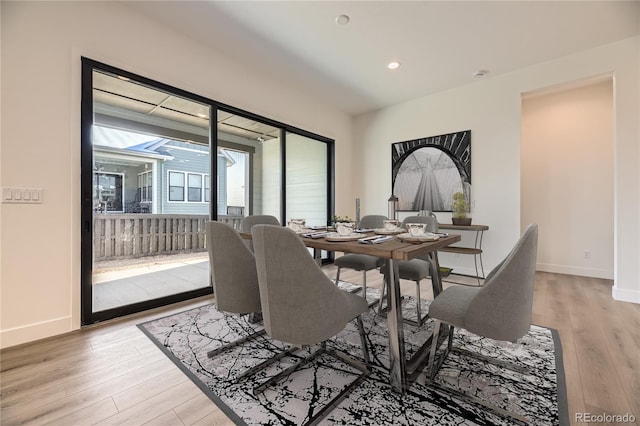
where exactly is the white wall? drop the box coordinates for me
[354,37,639,302]
[522,80,614,279]
[0,1,353,348]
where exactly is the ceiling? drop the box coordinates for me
[94,70,281,143]
[125,1,639,116]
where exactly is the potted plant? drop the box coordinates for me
[451,191,472,226]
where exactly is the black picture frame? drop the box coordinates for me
[391,130,471,212]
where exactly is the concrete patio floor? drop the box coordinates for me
[92,253,210,312]
[91,252,482,313]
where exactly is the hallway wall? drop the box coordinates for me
[522,79,614,279]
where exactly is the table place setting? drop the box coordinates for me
[302,231,331,239]
[396,232,440,243]
[358,235,394,244]
[293,218,452,245]
[396,223,440,243]
[373,219,404,235]
[324,221,363,241]
[324,233,364,242]
[287,218,307,233]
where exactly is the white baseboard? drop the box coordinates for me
[0,316,73,349]
[612,287,640,304]
[536,263,613,280]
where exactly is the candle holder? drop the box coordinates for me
[388,194,399,221]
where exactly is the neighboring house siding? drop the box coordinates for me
[96,139,240,216]
[161,141,210,215]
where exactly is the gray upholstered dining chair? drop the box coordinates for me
[379,214,439,326]
[240,215,280,251]
[425,224,538,423]
[205,221,264,359]
[251,224,371,423]
[334,214,387,303]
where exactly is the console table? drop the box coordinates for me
[437,223,489,286]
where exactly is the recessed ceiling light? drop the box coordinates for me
[335,14,350,25]
[388,61,401,70]
[473,70,489,78]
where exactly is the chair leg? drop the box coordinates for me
[428,380,529,425]
[207,328,266,358]
[377,277,387,315]
[361,271,380,308]
[427,320,442,380]
[362,270,367,298]
[355,315,371,365]
[235,345,301,381]
[253,347,324,395]
[415,280,424,326]
[253,338,370,426]
[427,321,453,381]
[335,267,341,285]
[452,347,533,375]
[425,324,529,425]
[207,328,301,383]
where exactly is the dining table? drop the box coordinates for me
[297,229,461,393]
[240,226,460,393]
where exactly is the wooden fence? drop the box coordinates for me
[93,214,243,260]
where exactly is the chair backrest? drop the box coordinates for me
[400,216,439,261]
[205,221,261,315]
[251,224,365,346]
[401,215,439,233]
[240,215,280,233]
[240,215,280,251]
[359,215,388,229]
[466,224,538,342]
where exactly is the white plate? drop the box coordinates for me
[397,232,440,243]
[324,232,362,242]
[374,228,404,235]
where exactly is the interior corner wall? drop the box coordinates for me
[0,1,354,349]
[353,36,639,303]
[521,80,614,279]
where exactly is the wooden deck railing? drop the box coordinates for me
[93,214,243,260]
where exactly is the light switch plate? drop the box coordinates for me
[1,188,43,204]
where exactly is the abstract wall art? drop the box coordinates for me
[391,130,471,212]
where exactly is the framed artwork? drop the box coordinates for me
[391,130,471,212]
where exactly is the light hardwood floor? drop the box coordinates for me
[1,269,638,425]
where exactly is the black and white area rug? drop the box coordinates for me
[138,283,568,425]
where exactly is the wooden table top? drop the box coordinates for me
[242,229,461,261]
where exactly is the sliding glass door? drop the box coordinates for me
[82,61,214,324]
[82,59,334,325]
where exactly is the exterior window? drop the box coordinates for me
[168,170,209,203]
[169,171,185,201]
[94,172,124,212]
[188,174,203,202]
[138,170,152,202]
